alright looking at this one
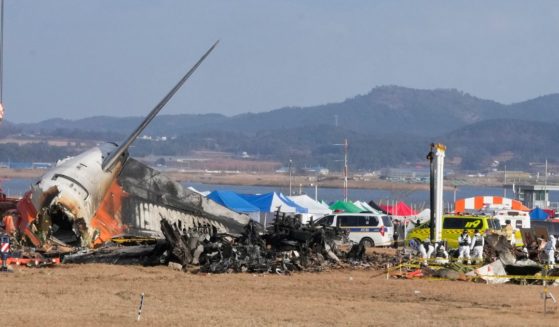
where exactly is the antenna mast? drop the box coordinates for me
[343,138,348,201]
[0,0,5,123]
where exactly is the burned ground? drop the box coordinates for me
[1,261,556,327]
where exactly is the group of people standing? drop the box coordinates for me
[417,239,449,265]
[412,220,559,268]
[412,229,485,266]
[456,229,485,265]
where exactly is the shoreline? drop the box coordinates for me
[0,168,507,191]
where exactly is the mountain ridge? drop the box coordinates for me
[2,86,559,171]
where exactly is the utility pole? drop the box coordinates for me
[453,185,457,203]
[333,139,349,201]
[288,159,293,196]
[0,0,5,123]
[343,139,349,201]
[504,165,507,198]
[545,159,548,208]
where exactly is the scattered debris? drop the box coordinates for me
[62,242,167,266]
[4,201,559,286]
[161,211,350,274]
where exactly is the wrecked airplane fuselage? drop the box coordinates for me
[13,41,248,250]
[17,143,121,247]
[16,144,248,249]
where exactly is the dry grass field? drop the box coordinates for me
[1,262,557,327]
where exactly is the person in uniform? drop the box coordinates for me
[470,229,484,264]
[419,239,434,266]
[392,221,399,249]
[458,229,472,264]
[2,210,18,236]
[544,234,557,268]
[434,241,449,264]
[502,220,514,245]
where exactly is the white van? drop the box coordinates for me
[314,213,394,247]
[493,209,530,230]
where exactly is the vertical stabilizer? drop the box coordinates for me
[102,41,219,171]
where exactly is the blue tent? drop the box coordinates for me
[530,207,549,220]
[240,192,308,213]
[207,190,260,213]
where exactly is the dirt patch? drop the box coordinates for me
[1,264,556,326]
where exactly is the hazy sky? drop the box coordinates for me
[4,1,559,123]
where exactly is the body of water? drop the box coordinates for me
[3,178,549,211]
[188,182,514,211]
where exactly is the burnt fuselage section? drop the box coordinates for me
[16,146,247,249]
[12,42,238,250]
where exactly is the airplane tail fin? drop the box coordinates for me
[102,40,219,171]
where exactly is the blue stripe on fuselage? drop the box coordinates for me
[346,227,381,233]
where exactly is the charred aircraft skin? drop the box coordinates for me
[12,42,247,250]
[116,158,247,239]
[17,143,122,247]
[16,142,247,251]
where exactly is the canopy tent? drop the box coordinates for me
[329,200,362,213]
[530,207,549,221]
[208,190,260,222]
[380,201,417,216]
[543,209,556,219]
[368,200,388,214]
[207,190,260,213]
[240,192,307,225]
[455,196,530,212]
[353,201,380,214]
[187,186,210,196]
[289,194,332,223]
[416,208,431,221]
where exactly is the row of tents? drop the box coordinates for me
[205,190,559,227]
[204,190,423,225]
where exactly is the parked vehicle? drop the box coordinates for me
[314,213,394,247]
[405,214,523,248]
[492,209,530,229]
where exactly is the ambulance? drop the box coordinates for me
[492,209,530,229]
[405,214,523,248]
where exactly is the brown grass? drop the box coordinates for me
[1,263,557,327]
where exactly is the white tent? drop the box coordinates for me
[240,192,307,225]
[187,186,210,196]
[289,194,332,223]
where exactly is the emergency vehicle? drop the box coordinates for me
[314,213,394,247]
[492,209,530,229]
[405,214,522,249]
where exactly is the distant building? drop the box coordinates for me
[32,162,53,169]
[379,168,430,182]
[0,162,53,169]
[506,184,559,209]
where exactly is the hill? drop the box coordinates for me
[2,86,559,171]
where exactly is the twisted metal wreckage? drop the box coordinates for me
[62,211,397,273]
[9,42,249,258]
[3,42,554,279]
[1,42,393,273]
[389,234,559,285]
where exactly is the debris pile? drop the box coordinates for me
[161,212,353,274]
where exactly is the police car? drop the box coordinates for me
[314,213,394,247]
